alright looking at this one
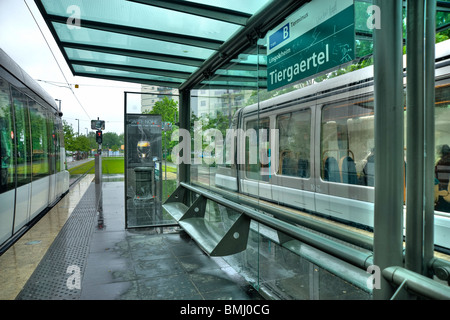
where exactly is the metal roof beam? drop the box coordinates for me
[47,14,223,50]
[74,72,182,88]
[61,42,204,67]
[206,76,266,83]
[220,62,267,72]
[127,0,251,26]
[70,59,191,79]
[196,83,267,90]
[437,1,450,11]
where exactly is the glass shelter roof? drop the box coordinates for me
[35,0,450,90]
[34,0,309,90]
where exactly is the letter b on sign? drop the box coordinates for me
[283,25,289,40]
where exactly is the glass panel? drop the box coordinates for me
[434,82,450,250]
[72,64,184,85]
[125,92,178,228]
[43,0,241,41]
[188,38,265,290]
[11,87,32,187]
[321,98,375,186]
[65,48,198,74]
[0,77,14,245]
[0,78,14,193]
[183,0,272,15]
[277,109,311,178]
[245,117,270,182]
[29,101,49,179]
[55,121,62,172]
[53,22,215,60]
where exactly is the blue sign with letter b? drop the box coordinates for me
[269,23,290,50]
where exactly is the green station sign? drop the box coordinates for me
[267,0,355,91]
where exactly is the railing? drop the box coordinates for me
[383,266,450,300]
[163,182,450,299]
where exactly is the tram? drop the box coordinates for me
[0,48,69,250]
[215,39,450,250]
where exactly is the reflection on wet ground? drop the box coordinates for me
[0,173,262,300]
[0,175,95,300]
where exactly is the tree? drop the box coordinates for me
[73,135,90,153]
[143,97,179,160]
[101,132,121,151]
[62,120,76,152]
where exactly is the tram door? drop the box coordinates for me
[0,82,15,244]
[12,88,32,233]
[48,116,57,204]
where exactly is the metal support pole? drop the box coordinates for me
[178,89,191,184]
[95,148,103,228]
[423,0,436,277]
[373,0,405,300]
[406,0,425,275]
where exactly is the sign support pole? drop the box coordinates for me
[372,0,405,300]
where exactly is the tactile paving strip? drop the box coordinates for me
[16,184,98,300]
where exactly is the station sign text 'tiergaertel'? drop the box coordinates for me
[267,0,355,91]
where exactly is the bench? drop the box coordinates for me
[163,183,251,256]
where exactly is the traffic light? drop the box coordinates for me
[96,130,102,144]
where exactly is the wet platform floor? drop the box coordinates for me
[0,175,263,300]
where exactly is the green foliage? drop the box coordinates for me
[63,120,124,153]
[63,120,76,151]
[436,28,450,43]
[73,135,91,152]
[101,132,123,151]
[142,97,179,159]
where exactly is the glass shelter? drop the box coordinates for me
[34,0,450,300]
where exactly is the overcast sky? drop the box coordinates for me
[0,0,141,135]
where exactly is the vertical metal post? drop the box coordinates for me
[405,0,425,275]
[424,0,436,276]
[95,149,103,228]
[178,89,191,184]
[373,0,405,300]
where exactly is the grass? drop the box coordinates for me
[68,160,95,175]
[102,157,125,174]
[68,157,177,175]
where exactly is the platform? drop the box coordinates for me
[0,175,263,300]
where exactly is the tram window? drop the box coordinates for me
[276,109,311,178]
[47,115,56,175]
[245,118,270,181]
[29,101,49,179]
[321,98,375,186]
[11,88,32,187]
[434,83,450,213]
[55,122,61,172]
[0,78,14,194]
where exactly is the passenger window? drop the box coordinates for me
[245,118,270,181]
[12,88,32,187]
[434,83,450,213]
[54,122,61,172]
[29,101,49,179]
[321,98,375,186]
[0,78,14,194]
[276,109,311,178]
